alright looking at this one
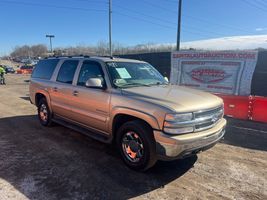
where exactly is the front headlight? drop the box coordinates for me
[164,113,193,135]
[165,113,193,122]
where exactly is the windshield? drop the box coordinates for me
[106,62,168,88]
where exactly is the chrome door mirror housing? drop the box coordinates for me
[85,78,105,89]
[164,77,169,82]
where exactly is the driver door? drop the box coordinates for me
[70,61,111,133]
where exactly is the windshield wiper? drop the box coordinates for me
[148,81,169,86]
[118,82,151,88]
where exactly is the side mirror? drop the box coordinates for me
[85,78,105,89]
[164,77,169,82]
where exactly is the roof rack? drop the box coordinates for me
[45,55,91,59]
[95,55,116,59]
[44,55,120,59]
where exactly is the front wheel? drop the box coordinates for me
[116,120,157,171]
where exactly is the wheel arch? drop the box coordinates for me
[110,107,160,140]
[35,90,52,111]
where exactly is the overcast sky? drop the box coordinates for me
[1,0,267,55]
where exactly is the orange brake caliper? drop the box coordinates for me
[126,146,137,159]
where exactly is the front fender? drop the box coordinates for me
[109,106,161,133]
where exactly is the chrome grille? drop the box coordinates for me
[193,106,224,132]
[163,105,224,135]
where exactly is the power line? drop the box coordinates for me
[0,0,259,42]
[159,0,178,4]
[138,0,178,14]
[242,0,267,13]
[114,11,175,30]
[123,0,254,34]
[0,0,107,12]
[114,10,235,39]
[113,3,177,25]
[65,0,108,4]
[183,14,253,34]
[182,24,230,38]
[113,3,254,37]
[259,0,267,6]
[254,0,267,8]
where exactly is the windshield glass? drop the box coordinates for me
[106,62,168,88]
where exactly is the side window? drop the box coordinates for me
[77,61,104,87]
[32,59,59,80]
[57,60,79,84]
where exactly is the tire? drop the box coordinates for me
[116,120,157,171]
[37,98,53,127]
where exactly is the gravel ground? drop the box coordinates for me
[0,74,266,200]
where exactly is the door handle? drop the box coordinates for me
[53,87,58,92]
[73,90,79,96]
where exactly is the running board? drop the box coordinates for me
[52,117,111,144]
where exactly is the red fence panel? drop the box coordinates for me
[251,96,267,123]
[215,94,267,123]
[215,94,250,120]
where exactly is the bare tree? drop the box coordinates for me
[11,45,31,58]
[9,41,178,59]
[31,44,47,58]
[96,41,109,56]
[10,44,48,59]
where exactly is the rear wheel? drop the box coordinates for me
[116,120,157,171]
[38,98,53,126]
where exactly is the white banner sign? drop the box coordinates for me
[170,51,258,95]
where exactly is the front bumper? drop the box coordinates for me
[154,118,226,161]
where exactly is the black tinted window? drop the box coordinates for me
[32,59,59,79]
[21,65,33,69]
[77,61,104,86]
[57,60,79,84]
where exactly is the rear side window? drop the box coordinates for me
[57,60,79,84]
[32,59,59,79]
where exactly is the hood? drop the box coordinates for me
[121,85,223,112]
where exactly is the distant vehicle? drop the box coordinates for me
[29,56,226,171]
[17,65,34,74]
[4,66,15,74]
[21,58,38,65]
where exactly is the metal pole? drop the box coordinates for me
[46,35,55,54]
[49,37,53,53]
[109,0,112,57]
[176,0,182,51]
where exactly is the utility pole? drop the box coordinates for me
[46,34,55,53]
[176,0,182,51]
[109,0,112,57]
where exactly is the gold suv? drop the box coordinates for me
[29,56,226,171]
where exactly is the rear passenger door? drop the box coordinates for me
[50,60,79,119]
[70,60,111,133]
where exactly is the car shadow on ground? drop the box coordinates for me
[222,117,267,152]
[20,96,31,101]
[0,115,197,200]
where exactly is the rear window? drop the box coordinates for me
[56,60,79,84]
[32,59,59,80]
